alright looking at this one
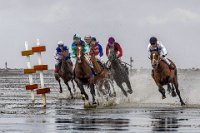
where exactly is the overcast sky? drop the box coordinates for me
[0,0,200,69]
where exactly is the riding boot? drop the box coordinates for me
[162,57,175,70]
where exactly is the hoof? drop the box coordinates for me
[122,90,128,97]
[124,92,128,97]
[181,102,186,106]
[172,91,177,97]
[81,95,85,101]
[110,92,116,97]
[162,96,166,99]
[93,101,97,105]
[59,90,62,93]
[127,89,133,94]
[113,92,116,97]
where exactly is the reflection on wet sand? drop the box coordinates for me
[151,109,187,132]
[56,118,129,131]
[55,108,130,131]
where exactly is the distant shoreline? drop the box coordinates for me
[0,68,200,72]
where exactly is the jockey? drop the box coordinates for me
[147,37,175,69]
[71,34,90,58]
[71,34,97,76]
[54,41,70,74]
[84,35,103,58]
[106,37,123,59]
[89,37,104,69]
[89,37,103,58]
[84,35,92,45]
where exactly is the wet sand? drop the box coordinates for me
[0,69,200,133]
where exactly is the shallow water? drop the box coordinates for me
[0,69,200,133]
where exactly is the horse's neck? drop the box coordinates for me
[80,57,92,74]
[111,59,121,70]
[91,55,102,73]
[61,59,70,71]
[155,61,167,73]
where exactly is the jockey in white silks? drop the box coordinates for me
[147,37,175,69]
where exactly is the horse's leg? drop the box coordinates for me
[152,70,166,99]
[167,83,172,94]
[71,79,76,93]
[104,80,111,95]
[96,82,101,97]
[75,78,88,101]
[173,79,185,106]
[171,83,177,97]
[90,83,96,104]
[55,73,63,93]
[108,79,116,97]
[65,82,73,99]
[58,78,63,93]
[126,79,133,94]
[99,80,106,96]
[158,85,166,99]
[118,83,128,97]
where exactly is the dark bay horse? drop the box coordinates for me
[54,51,76,98]
[108,50,133,97]
[74,45,96,104]
[150,51,185,106]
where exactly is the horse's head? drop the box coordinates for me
[76,45,84,63]
[108,49,117,62]
[62,50,69,59]
[150,51,161,69]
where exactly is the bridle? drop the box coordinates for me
[76,45,83,63]
[151,52,161,69]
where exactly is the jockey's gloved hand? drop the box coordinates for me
[116,52,120,58]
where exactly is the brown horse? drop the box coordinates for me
[74,45,96,104]
[90,47,116,97]
[54,51,76,98]
[150,51,185,106]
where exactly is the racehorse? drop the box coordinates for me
[90,47,116,97]
[54,50,76,98]
[74,45,96,104]
[150,51,185,106]
[108,50,133,97]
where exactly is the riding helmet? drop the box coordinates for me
[73,34,81,40]
[108,37,115,43]
[149,37,157,44]
[91,37,97,42]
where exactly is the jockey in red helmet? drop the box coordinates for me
[106,37,123,59]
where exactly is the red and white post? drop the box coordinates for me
[32,39,50,107]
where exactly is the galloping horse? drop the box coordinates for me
[54,51,76,98]
[90,47,116,97]
[108,50,133,97]
[74,45,96,104]
[150,51,185,106]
